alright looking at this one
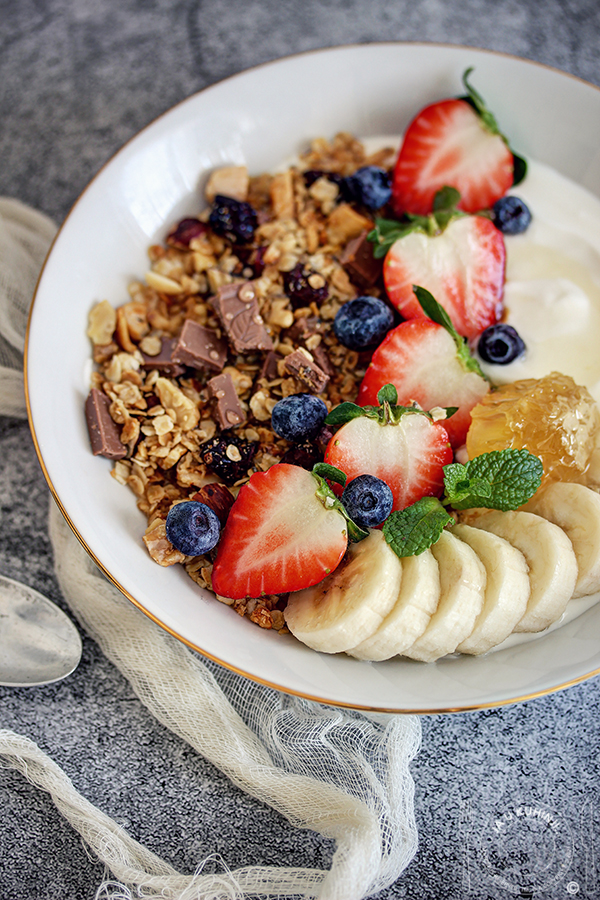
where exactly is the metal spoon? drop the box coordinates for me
[0,574,82,687]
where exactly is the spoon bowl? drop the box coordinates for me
[0,574,82,687]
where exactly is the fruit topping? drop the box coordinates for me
[282,262,329,309]
[200,433,258,485]
[209,194,258,244]
[492,195,532,234]
[391,69,518,216]
[477,323,526,364]
[340,166,392,210]
[270,393,329,442]
[357,288,490,448]
[324,384,453,511]
[333,295,394,350]
[377,190,506,340]
[211,463,349,599]
[166,217,208,249]
[165,501,221,556]
[341,474,394,528]
[466,371,600,487]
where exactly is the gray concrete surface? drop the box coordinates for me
[1,1,600,898]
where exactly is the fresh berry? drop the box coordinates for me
[209,194,258,243]
[392,98,514,216]
[200,434,257,485]
[383,215,506,339]
[492,196,532,234]
[333,296,394,350]
[211,463,348,599]
[341,474,393,528]
[341,166,392,210]
[477,323,526,364]
[271,394,328,442]
[324,408,452,512]
[283,263,328,309]
[166,501,221,556]
[166,218,208,249]
[357,318,489,449]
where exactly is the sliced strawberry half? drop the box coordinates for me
[324,401,452,512]
[384,214,505,340]
[211,463,348,600]
[358,317,489,449]
[392,97,514,216]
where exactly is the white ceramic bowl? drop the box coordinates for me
[26,43,600,713]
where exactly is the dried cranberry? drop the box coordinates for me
[200,434,257,485]
[235,245,266,277]
[283,263,328,310]
[303,170,344,189]
[280,442,323,470]
[209,195,258,244]
[166,218,208,249]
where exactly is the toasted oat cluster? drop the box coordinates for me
[86,133,395,629]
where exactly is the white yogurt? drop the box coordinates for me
[478,160,600,401]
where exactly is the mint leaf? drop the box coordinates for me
[368,217,425,258]
[443,448,543,511]
[377,383,398,406]
[512,152,527,186]
[412,285,488,381]
[312,468,369,543]
[325,402,368,425]
[383,497,453,557]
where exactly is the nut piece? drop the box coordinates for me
[154,377,200,431]
[326,203,372,246]
[205,166,249,204]
[270,171,295,220]
[191,483,235,526]
[87,300,117,346]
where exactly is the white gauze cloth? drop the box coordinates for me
[0,197,421,900]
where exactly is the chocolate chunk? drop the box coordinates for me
[283,348,329,394]
[171,320,228,371]
[258,350,282,382]
[141,337,185,377]
[284,315,322,343]
[207,371,247,429]
[340,230,383,289]
[212,282,273,354]
[85,388,127,459]
[310,343,335,378]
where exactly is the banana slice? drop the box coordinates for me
[523,482,600,598]
[450,523,530,655]
[403,530,486,663]
[348,549,440,661]
[464,510,577,632]
[284,529,402,654]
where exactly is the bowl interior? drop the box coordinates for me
[26,43,600,712]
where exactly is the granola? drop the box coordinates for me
[86,133,396,629]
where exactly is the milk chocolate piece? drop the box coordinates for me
[171,320,228,371]
[283,348,329,394]
[340,230,382,289]
[141,337,185,376]
[85,388,126,459]
[258,350,282,382]
[310,343,335,379]
[207,371,247,429]
[212,282,273,354]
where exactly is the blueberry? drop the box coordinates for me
[477,324,526,365]
[341,475,394,529]
[492,196,532,235]
[341,166,392,210]
[209,194,258,243]
[271,394,328,442]
[333,296,394,350]
[166,501,221,556]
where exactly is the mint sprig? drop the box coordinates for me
[310,464,369,543]
[443,448,543,511]
[413,285,488,381]
[383,497,454,558]
[382,448,543,559]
